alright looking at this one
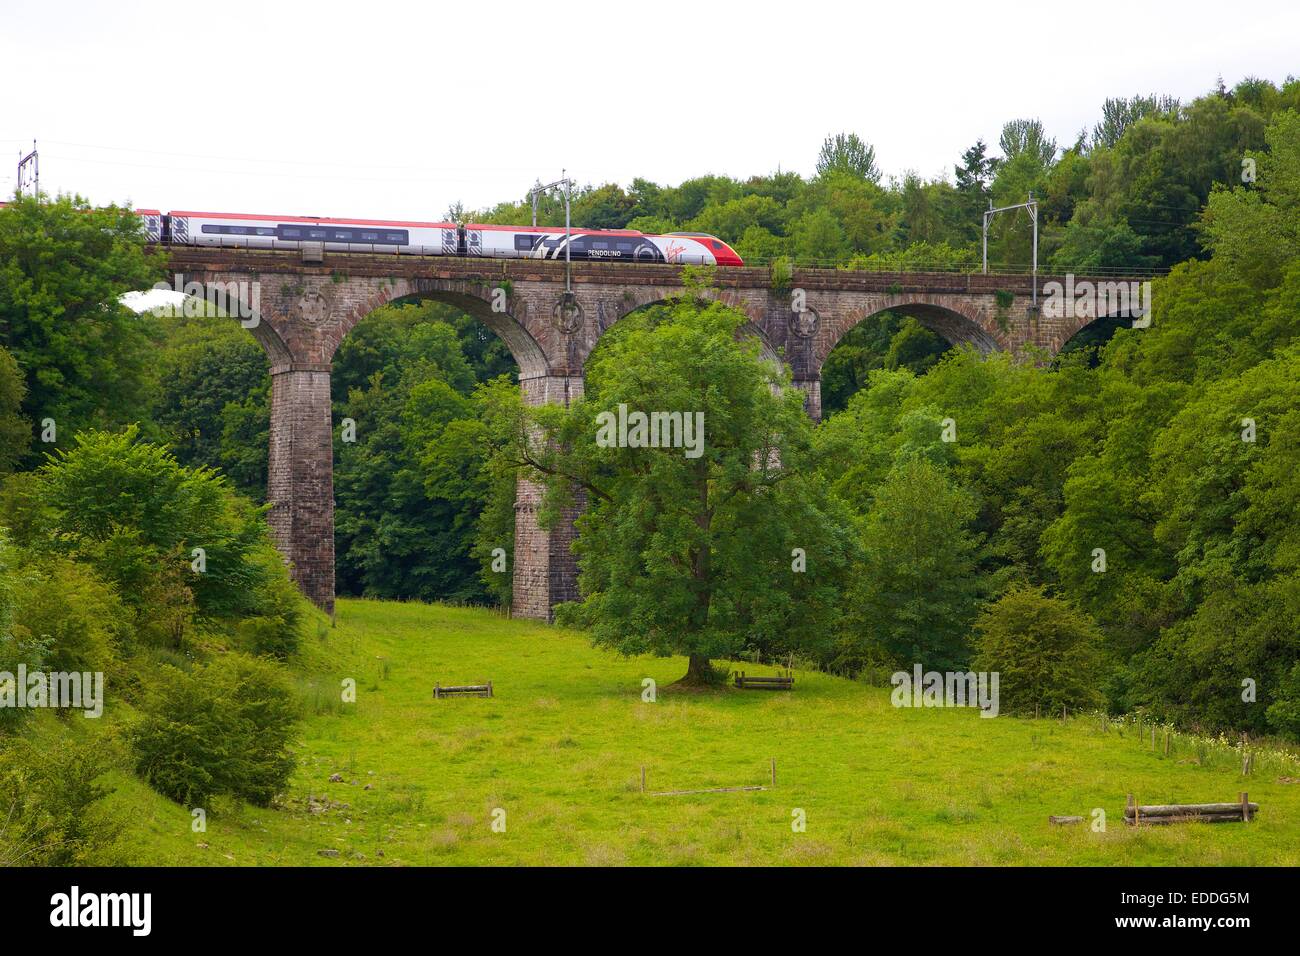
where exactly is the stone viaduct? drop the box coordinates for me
[163,246,1129,620]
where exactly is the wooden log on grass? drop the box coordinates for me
[1128,812,1253,826]
[1123,802,1259,817]
[1124,795,1258,825]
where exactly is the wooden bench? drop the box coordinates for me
[734,671,794,691]
[434,681,493,699]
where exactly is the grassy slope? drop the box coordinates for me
[106,598,1300,866]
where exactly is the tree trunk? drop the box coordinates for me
[681,654,715,686]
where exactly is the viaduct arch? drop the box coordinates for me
[165,247,1141,619]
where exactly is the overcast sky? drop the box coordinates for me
[2,0,1296,221]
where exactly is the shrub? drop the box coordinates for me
[0,734,119,866]
[229,543,303,659]
[0,531,45,733]
[1129,573,1300,735]
[973,585,1105,715]
[0,345,28,475]
[12,556,126,674]
[130,653,299,807]
[850,458,987,672]
[770,255,794,290]
[1266,661,1300,741]
[16,427,305,646]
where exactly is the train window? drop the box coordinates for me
[281,228,302,238]
[515,234,539,251]
[616,241,633,251]
[361,232,378,241]
[256,228,275,236]
[309,229,327,239]
[592,241,608,249]
[385,233,406,243]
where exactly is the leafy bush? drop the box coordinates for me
[130,653,299,807]
[11,556,126,674]
[1130,573,1300,735]
[1266,661,1300,741]
[849,457,987,672]
[0,531,45,733]
[973,585,1105,715]
[0,345,28,475]
[0,733,119,866]
[15,427,305,648]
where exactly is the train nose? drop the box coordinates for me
[716,243,744,266]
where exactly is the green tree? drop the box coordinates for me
[531,298,855,684]
[12,556,125,675]
[849,456,987,671]
[1091,94,1179,150]
[17,427,300,646]
[0,345,29,474]
[130,653,299,807]
[793,207,849,264]
[817,132,881,183]
[1199,109,1300,287]
[326,299,518,605]
[0,196,163,460]
[973,585,1105,715]
[419,378,520,607]
[0,735,119,866]
[820,314,949,416]
[151,312,270,501]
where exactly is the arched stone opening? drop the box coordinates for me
[806,299,995,420]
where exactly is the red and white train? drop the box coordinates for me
[131,209,744,266]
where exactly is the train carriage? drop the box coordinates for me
[169,211,456,254]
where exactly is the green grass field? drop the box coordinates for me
[102,598,1300,866]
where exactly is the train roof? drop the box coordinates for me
[168,210,456,228]
[467,223,646,236]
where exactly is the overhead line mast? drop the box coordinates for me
[16,140,38,198]
[983,193,1039,307]
[527,171,574,294]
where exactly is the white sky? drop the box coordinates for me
[2,0,1296,221]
